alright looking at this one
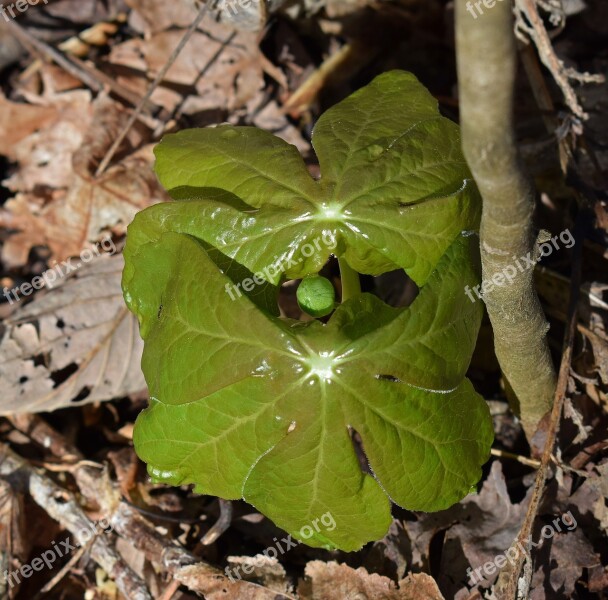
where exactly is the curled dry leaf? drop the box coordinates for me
[0,254,145,415]
[226,555,291,594]
[0,94,166,267]
[170,563,294,600]
[298,561,444,600]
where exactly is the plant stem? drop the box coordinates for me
[455,0,556,441]
[338,258,361,302]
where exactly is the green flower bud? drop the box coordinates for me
[297,275,336,318]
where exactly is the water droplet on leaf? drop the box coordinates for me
[220,128,238,140]
[366,144,385,161]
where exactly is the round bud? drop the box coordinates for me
[297,275,336,318]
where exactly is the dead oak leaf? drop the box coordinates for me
[0,254,145,414]
[0,92,59,157]
[298,561,445,600]
[449,460,532,570]
[0,95,166,267]
[0,89,92,192]
[530,527,600,599]
[106,21,265,116]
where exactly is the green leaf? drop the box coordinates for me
[127,231,492,551]
[149,70,480,286]
[124,70,492,551]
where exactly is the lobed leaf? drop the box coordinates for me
[126,231,492,550]
[123,70,493,550]
[151,71,481,286]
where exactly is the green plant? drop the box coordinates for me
[297,275,336,317]
[122,70,493,551]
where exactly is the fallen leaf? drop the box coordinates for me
[252,100,310,154]
[226,554,291,593]
[174,563,293,599]
[106,19,265,116]
[402,461,532,596]
[126,0,200,34]
[450,461,532,570]
[0,92,59,156]
[529,527,600,599]
[0,254,145,414]
[0,95,166,267]
[298,561,444,600]
[0,89,92,192]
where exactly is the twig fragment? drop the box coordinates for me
[95,0,215,176]
[514,0,604,120]
[491,216,584,599]
[5,18,160,127]
[0,444,152,600]
[201,498,233,545]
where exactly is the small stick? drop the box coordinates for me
[490,448,541,469]
[95,0,215,177]
[7,413,83,462]
[0,445,152,600]
[201,499,233,546]
[75,465,295,599]
[157,579,181,600]
[36,541,89,596]
[5,19,160,128]
[3,20,104,90]
[514,0,604,119]
[492,215,585,599]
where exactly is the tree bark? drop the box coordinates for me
[455,0,556,439]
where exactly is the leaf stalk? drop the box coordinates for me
[338,258,361,302]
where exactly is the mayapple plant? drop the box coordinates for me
[122,70,493,551]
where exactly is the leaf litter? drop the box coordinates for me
[0,0,606,598]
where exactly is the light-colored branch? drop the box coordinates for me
[0,445,152,600]
[5,416,287,600]
[455,0,556,440]
[71,464,293,599]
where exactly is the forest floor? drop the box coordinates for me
[0,0,607,598]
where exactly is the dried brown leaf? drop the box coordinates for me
[0,90,92,192]
[175,563,294,599]
[126,0,201,34]
[226,555,291,593]
[106,21,265,116]
[529,528,600,600]
[0,254,145,414]
[0,93,58,156]
[450,461,532,568]
[0,95,165,267]
[298,561,444,600]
